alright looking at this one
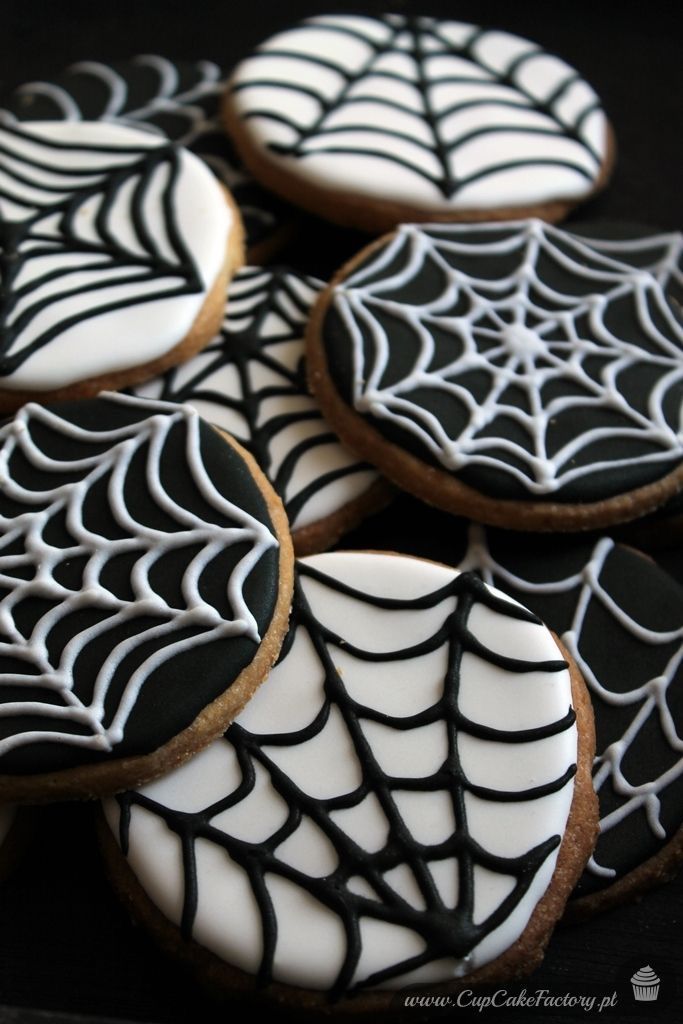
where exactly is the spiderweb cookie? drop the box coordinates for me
[0,119,243,412]
[223,14,614,232]
[0,55,290,262]
[0,392,293,801]
[308,219,683,531]
[131,266,392,554]
[100,551,596,1009]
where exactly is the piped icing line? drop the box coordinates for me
[5,57,223,144]
[228,13,608,209]
[106,551,578,995]
[132,266,380,532]
[65,57,222,130]
[327,219,683,497]
[460,526,683,885]
[0,119,232,391]
[0,392,277,757]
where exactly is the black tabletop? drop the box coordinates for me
[0,2,682,1023]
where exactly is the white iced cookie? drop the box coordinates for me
[0,119,242,408]
[102,550,597,1009]
[223,14,613,232]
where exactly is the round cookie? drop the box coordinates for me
[457,526,683,918]
[132,266,392,555]
[0,392,293,802]
[100,551,596,1010]
[307,219,683,531]
[1,55,291,262]
[0,119,243,411]
[223,13,613,233]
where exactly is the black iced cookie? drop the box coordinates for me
[308,219,683,531]
[0,392,293,801]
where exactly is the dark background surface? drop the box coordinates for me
[0,2,682,1023]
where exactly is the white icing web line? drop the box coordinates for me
[2,57,224,144]
[339,220,683,493]
[460,526,683,878]
[0,393,276,754]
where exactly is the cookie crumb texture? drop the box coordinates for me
[0,393,285,797]
[310,219,683,529]
[103,551,593,1007]
[0,120,236,404]
[225,14,612,230]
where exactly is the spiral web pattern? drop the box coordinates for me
[115,559,575,995]
[333,220,683,495]
[0,393,276,757]
[6,56,224,143]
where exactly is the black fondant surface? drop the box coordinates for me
[0,397,280,773]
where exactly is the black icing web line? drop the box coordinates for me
[340,220,683,494]
[133,266,377,531]
[232,13,603,198]
[0,121,203,375]
[117,565,574,997]
[0,393,274,756]
[460,526,683,885]
[1,56,284,250]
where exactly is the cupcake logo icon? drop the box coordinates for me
[631,965,660,1001]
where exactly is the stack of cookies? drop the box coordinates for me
[0,11,680,1016]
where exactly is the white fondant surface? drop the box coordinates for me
[0,392,276,759]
